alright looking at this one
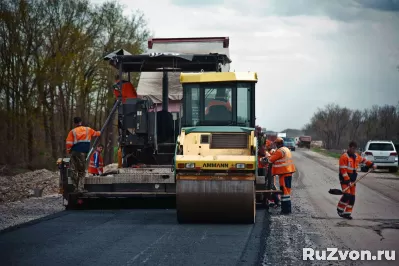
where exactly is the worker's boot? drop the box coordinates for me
[338,210,352,220]
[280,201,291,214]
[342,214,353,220]
[77,176,88,193]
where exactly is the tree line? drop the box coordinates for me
[0,0,150,170]
[303,103,399,150]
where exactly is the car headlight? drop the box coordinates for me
[185,163,195,168]
[236,163,245,169]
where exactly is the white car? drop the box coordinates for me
[361,140,398,173]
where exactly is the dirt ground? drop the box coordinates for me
[0,163,118,204]
[0,169,59,203]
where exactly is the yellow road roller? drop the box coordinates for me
[174,72,259,223]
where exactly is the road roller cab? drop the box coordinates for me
[174,72,258,224]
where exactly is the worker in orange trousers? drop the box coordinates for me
[337,141,377,219]
[268,137,296,214]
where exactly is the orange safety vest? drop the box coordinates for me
[269,146,296,176]
[65,126,101,153]
[205,100,232,114]
[113,80,137,103]
[339,152,373,183]
[88,150,104,174]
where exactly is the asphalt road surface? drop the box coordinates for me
[0,149,398,266]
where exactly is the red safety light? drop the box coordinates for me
[77,199,83,205]
[178,163,184,168]
[365,152,373,156]
[246,164,254,169]
[390,152,397,156]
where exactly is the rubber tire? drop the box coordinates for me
[389,167,398,173]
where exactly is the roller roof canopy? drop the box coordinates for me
[180,72,258,83]
[103,52,231,72]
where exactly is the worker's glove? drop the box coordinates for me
[372,164,377,170]
[98,170,103,175]
[261,157,269,164]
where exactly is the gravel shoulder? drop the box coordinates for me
[0,164,119,232]
[0,168,64,232]
[0,194,64,232]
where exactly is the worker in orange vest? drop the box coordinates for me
[205,89,232,115]
[337,141,376,220]
[268,137,296,214]
[88,144,104,176]
[65,117,101,192]
[113,74,138,103]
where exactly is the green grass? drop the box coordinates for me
[311,147,341,159]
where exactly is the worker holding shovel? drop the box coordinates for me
[336,141,377,220]
[65,117,101,192]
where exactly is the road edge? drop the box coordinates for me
[236,210,270,266]
[0,210,68,235]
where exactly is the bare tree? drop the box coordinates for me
[0,0,150,170]
[303,103,399,150]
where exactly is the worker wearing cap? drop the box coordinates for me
[337,141,376,220]
[65,117,101,192]
[88,144,104,176]
[268,137,296,214]
[113,74,138,103]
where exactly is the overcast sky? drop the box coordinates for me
[94,0,399,131]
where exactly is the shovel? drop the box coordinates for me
[328,169,374,195]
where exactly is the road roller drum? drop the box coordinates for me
[176,179,256,224]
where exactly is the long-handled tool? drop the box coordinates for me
[86,99,122,161]
[328,169,374,195]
